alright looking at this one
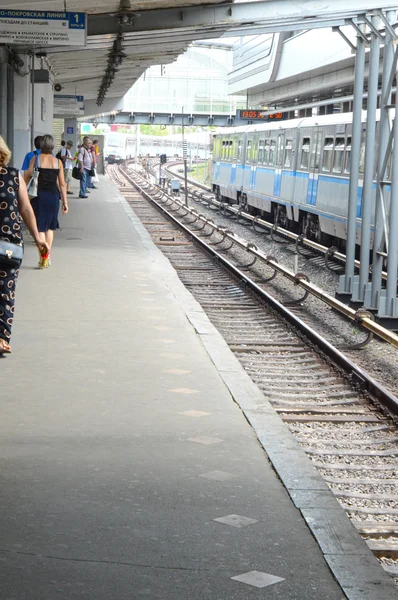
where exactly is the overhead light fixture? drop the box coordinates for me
[97,26,126,105]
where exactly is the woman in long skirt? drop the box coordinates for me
[24,134,68,268]
[0,135,48,354]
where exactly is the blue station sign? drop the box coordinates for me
[0,10,86,46]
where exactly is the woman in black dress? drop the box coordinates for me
[0,135,49,354]
[25,134,68,268]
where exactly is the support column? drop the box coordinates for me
[338,31,366,298]
[384,79,398,318]
[353,17,380,304]
[13,54,31,170]
[135,124,140,158]
[0,62,8,145]
[7,64,14,158]
[370,10,395,309]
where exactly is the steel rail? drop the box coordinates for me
[126,164,398,351]
[163,163,388,280]
[117,164,398,415]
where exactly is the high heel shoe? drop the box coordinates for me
[0,339,11,354]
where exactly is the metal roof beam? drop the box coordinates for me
[83,111,238,127]
[88,1,398,36]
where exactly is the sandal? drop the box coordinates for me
[0,339,11,354]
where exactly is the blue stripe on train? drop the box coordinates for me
[230,164,237,185]
[250,168,256,190]
[273,171,281,197]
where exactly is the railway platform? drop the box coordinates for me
[0,176,394,600]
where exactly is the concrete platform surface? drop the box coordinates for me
[0,177,346,599]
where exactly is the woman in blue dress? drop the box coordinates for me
[24,134,68,268]
[0,135,48,354]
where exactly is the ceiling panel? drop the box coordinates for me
[0,0,230,13]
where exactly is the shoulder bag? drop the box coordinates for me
[0,240,23,266]
[27,152,39,199]
[72,165,82,180]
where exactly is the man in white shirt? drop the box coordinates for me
[61,140,74,195]
[78,137,93,198]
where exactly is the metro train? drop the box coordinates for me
[211,112,390,251]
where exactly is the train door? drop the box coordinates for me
[273,132,285,197]
[213,136,221,182]
[249,133,259,191]
[243,133,255,193]
[230,134,238,186]
[307,128,322,206]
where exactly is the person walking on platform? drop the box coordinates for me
[24,135,68,269]
[21,135,42,174]
[61,140,74,195]
[78,137,93,198]
[87,139,98,190]
[0,135,49,354]
[56,140,65,157]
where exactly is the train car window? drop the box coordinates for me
[258,139,265,164]
[264,139,270,165]
[311,131,322,170]
[237,139,243,162]
[216,138,222,160]
[221,140,226,160]
[224,140,228,160]
[284,138,293,168]
[276,134,284,166]
[213,138,218,159]
[230,139,236,161]
[226,140,231,161]
[252,136,259,165]
[333,137,345,173]
[269,139,276,166]
[246,139,253,164]
[344,137,351,174]
[212,138,218,159]
[322,137,334,172]
[300,137,310,170]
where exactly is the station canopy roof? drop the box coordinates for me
[0,0,236,104]
[1,0,397,109]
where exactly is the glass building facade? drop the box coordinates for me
[124,42,247,115]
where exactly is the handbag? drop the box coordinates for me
[0,240,24,266]
[72,166,82,180]
[27,153,39,199]
[91,168,99,184]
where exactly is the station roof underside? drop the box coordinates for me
[2,1,398,108]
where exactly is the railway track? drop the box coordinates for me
[162,160,389,281]
[109,163,398,585]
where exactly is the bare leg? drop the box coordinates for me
[37,232,46,257]
[45,229,54,251]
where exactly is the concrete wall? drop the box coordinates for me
[33,80,54,139]
[12,54,55,169]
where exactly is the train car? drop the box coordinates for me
[211,112,390,250]
[104,132,127,163]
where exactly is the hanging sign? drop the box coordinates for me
[0,10,86,46]
[54,95,84,116]
[237,110,286,122]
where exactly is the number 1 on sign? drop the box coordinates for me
[74,14,79,23]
